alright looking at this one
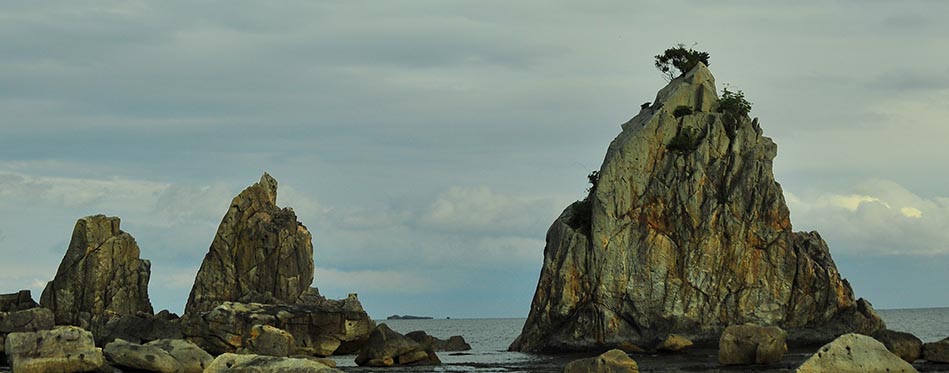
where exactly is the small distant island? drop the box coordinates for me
[387,314,433,320]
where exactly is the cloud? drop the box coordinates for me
[420,186,560,235]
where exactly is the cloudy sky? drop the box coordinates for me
[2,1,948,318]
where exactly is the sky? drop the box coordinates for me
[1,1,948,319]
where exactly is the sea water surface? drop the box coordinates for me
[331,308,949,372]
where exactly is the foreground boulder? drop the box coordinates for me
[355,324,440,367]
[182,297,372,356]
[923,338,949,363]
[872,329,922,363]
[718,324,787,365]
[511,63,884,352]
[146,339,214,373]
[97,309,182,345]
[4,326,105,373]
[205,353,340,372]
[185,173,314,314]
[40,215,154,335]
[0,290,39,312]
[564,349,639,373]
[104,338,181,373]
[795,333,916,372]
[0,307,55,360]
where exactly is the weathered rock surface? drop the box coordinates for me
[656,334,693,352]
[564,349,639,373]
[4,326,105,373]
[97,309,182,346]
[145,339,214,373]
[181,298,372,356]
[242,324,293,357]
[405,330,472,351]
[795,333,916,372]
[511,63,884,352]
[0,290,39,312]
[40,215,153,335]
[355,324,440,367]
[718,324,787,365]
[205,353,341,372]
[872,329,922,363]
[185,173,314,315]
[923,338,949,363]
[0,307,55,360]
[104,338,181,373]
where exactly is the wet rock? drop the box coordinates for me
[185,173,314,315]
[355,324,440,367]
[205,353,341,372]
[0,290,39,312]
[40,215,153,335]
[718,324,787,365]
[564,349,639,373]
[511,63,884,352]
[97,310,182,345]
[145,339,213,373]
[872,329,922,363]
[181,299,371,357]
[4,325,105,373]
[656,334,693,352]
[795,333,916,372]
[242,324,293,357]
[104,338,181,373]
[923,338,949,363]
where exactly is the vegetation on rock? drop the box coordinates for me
[673,105,693,118]
[654,44,710,80]
[567,171,599,234]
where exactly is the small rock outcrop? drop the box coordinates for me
[795,333,917,373]
[104,338,181,373]
[656,334,693,352]
[40,215,154,335]
[0,307,55,361]
[564,349,639,373]
[0,290,39,312]
[923,338,949,363]
[511,63,884,352]
[146,339,214,373]
[405,330,472,351]
[355,324,440,367]
[185,173,314,315]
[242,324,293,357]
[872,329,922,363]
[718,324,787,365]
[205,353,340,372]
[4,326,105,373]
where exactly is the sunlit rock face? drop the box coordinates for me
[511,64,884,353]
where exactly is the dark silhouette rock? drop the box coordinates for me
[923,338,949,363]
[356,324,440,367]
[0,290,39,312]
[97,310,182,346]
[872,329,922,363]
[405,330,472,351]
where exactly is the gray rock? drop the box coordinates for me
[564,349,639,373]
[145,339,213,373]
[97,310,182,346]
[872,329,922,363]
[923,337,949,363]
[40,215,153,335]
[405,331,472,351]
[185,173,315,315]
[104,338,181,373]
[4,326,105,373]
[0,290,39,312]
[718,324,787,365]
[795,333,917,372]
[0,307,55,360]
[242,324,293,357]
[510,63,885,352]
[355,324,439,367]
[204,353,341,372]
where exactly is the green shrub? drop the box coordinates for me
[717,88,752,118]
[568,171,599,234]
[673,105,693,118]
[654,44,710,81]
[666,127,702,153]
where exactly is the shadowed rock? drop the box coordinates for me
[205,353,341,372]
[356,324,440,367]
[923,338,949,363]
[0,290,39,312]
[564,349,639,373]
[511,63,884,353]
[718,324,787,365]
[40,215,153,336]
[872,329,922,363]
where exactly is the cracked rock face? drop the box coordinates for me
[40,215,154,335]
[511,64,884,353]
[185,173,315,315]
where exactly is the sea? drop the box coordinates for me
[330,308,949,372]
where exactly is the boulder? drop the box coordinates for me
[145,339,214,373]
[4,326,105,373]
[242,324,293,357]
[564,349,639,373]
[0,290,39,312]
[656,334,693,352]
[0,307,55,361]
[205,353,341,372]
[510,63,884,353]
[97,309,182,345]
[872,329,922,363]
[181,298,372,356]
[405,330,472,351]
[795,333,917,372]
[923,338,949,363]
[104,338,181,373]
[40,215,153,335]
[355,324,440,367]
[185,173,314,314]
[718,324,787,365]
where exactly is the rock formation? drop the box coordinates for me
[4,326,106,373]
[40,215,154,335]
[185,172,314,315]
[0,307,55,362]
[511,63,884,352]
[355,324,440,367]
[0,290,39,312]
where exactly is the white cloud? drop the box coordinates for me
[420,186,560,235]
[315,267,442,295]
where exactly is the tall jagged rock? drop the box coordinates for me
[511,64,884,353]
[185,173,315,314]
[40,215,154,335]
